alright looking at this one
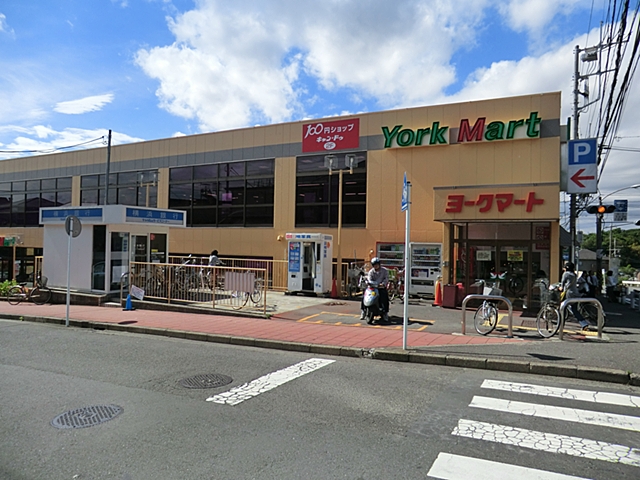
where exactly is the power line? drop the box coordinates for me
[0,136,106,155]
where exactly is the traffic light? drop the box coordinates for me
[586,204,616,214]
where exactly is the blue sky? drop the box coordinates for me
[1,0,639,232]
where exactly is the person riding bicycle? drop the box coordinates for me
[560,262,590,331]
[360,257,390,322]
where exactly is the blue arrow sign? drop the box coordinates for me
[401,173,408,212]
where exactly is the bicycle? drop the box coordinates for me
[536,283,606,338]
[231,277,264,310]
[473,280,501,335]
[7,275,52,305]
[388,268,405,303]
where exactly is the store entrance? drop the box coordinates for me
[468,243,528,292]
[450,222,551,311]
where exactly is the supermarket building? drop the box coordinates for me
[0,92,562,304]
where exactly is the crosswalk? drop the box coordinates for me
[427,379,640,479]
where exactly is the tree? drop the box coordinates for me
[581,227,640,269]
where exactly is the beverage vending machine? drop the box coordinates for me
[286,233,333,295]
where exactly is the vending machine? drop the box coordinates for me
[409,243,442,296]
[286,233,333,295]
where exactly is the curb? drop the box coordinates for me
[8,314,640,387]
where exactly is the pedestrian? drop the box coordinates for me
[359,257,390,322]
[589,270,599,297]
[605,270,617,302]
[208,250,224,266]
[578,271,590,296]
[560,262,590,330]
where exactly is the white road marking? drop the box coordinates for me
[470,395,640,432]
[482,379,640,408]
[206,358,335,405]
[427,452,594,479]
[452,419,640,468]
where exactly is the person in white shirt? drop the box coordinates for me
[605,270,617,302]
[360,257,390,322]
[208,250,224,266]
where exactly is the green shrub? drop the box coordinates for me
[0,280,17,297]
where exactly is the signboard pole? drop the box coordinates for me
[402,175,411,350]
[66,224,72,327]
[64,216,82,327]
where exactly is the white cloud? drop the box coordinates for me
[497,0,584,35]
[0,126,143,160]
[54,94,114,114]
[135,0,495,131]
[0,13,15,37]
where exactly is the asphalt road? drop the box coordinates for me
[1,319,639,479]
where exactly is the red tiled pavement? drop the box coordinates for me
[0,302,524,349]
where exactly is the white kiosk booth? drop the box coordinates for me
[40,205,186,293]
[286,232,333,295]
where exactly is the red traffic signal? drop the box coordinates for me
[586,204,616,214]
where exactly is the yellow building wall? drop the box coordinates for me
[0,92,562,269]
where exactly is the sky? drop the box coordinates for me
[1,0,640,234]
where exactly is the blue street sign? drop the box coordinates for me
[401,173,408,212]
[568,138,597,165]
[614,199,628,212]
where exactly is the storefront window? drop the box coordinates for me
[169,159,274,227]
[0,177,72,227]
[295,153,366,227]
[80,171,158,208]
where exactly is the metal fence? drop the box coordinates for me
[170,255,371,296]
[169,256,288,292]
[129,261,267,314]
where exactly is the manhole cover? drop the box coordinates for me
[51,405,123,429]
[325,301,346,306]
[179,373,233,389]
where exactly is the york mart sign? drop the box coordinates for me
[382,112,542,148]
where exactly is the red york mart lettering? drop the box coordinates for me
[382,112,542,148]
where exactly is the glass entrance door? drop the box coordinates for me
[499,244,529,298]
[132,235,148,263]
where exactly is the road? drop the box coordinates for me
[1,319,639,479]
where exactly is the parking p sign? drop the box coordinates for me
[567,138,597,194]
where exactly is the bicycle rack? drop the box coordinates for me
[558,298,604,341]
[461,294,514,338]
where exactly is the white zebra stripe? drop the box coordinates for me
[452,419,640,467]
[481,379,640,408]
[470,395,640,432]
[206,358,335,405]
[427,452,593,479]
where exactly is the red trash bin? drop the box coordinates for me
[442,284,458,308]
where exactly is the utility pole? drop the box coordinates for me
[571,45,580,266]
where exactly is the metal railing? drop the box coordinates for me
[461,294,514,337]
[128,261,267,314]
[169,256,287,292]
[168,255,358,295]
[558,298,604,341]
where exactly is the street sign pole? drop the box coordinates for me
[401,173,411,350]
[64,216,82,327]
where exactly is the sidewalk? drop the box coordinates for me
[1,293,639,386]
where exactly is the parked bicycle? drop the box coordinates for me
[536,282,606,338]
[346,262,366,299]
[231,277,264,310]
[473,279,502,335]
[387,268,405,303]
[7,275,51,305]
